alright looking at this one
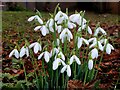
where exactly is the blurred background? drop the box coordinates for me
[1,2,119,14]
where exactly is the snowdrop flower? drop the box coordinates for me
[106,43,114,54]
[94,27,107,36]
[28,15,43,24]
[46,18,57,32]
[70,55,81,65]
[67,21,76,29]
[29,42,42,54]
[9,49,19,59]
[20,46,29,58]
[53,58,65,70]
[60,28,73,43]
[90,48,98,59]
[69,13,86,26]
[89,38,103,51]
[99,38,114,54]
[61,64,71,77]
[34,25,49,36]
[55,11,68,24]
[88,59,93,70]
[38,51,51,63]
[78,25,92,34]
[50,47,59,57]
[77,37,89,49]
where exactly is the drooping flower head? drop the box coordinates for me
[20,46,29,58]
[77,37,89,49]
[94,27,107,36]
[70,55,81,65]
[38,51,51,63]
[61,64,71,77]
[60,28,73,43]
[29,42,42,54]
[55,11,68,24]
[28,15,43,24]
[34,25,49,36]
[9,48,19,59]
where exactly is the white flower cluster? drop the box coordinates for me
[9,10,114,77]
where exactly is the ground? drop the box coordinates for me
[1,11,120,89]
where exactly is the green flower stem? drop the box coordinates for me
[21,59,28,82]
[53,24,57,47]
[64,38,67,54]
[95,51,104,78]
[56,69,59,88]
[29,49,41,89]
[62,74,64,88]
[65,75,69,88]
[74,62,77,79]
[49,59,53,88]
[83,68,88,85]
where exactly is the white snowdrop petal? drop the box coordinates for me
[61,65,67,73]
[68,21,73,29]
[9,49,15,58]
[20,48,26,57]
[88,60,93,70]
[94,27,99,36]
[82,38,89,45]
[77,37,83,49]
[28,16,35,22]
[87,26,92,34]
[67,29,73,39]
[29,42,36,48]
[91,48,98,59]
[49,27,54,32]
[38,52,44,60]
[14,49,19,59]
[36,15,43,24]
[57,17,64,24]
[34,26,41,31]
[106,44,111,54]
[55,11,62,21]
[53,58,61,70]
[88,38,95,43]
[57,25,62,33]
[63,13,68,20]
[34,43,39,54]
[67,65,71,77]
[41,26,47,36]
[60,29,66,39]
[110,44,114,50]
[69,14,80,23]
[60,52,65,61]
[44,51,50,63]
[49,19,54,27]
[70,56,74,65]
[75,56,81,65]
[100,27,106,35]
[98,41,103,51]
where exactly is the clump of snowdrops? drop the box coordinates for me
[9,4,114,89]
